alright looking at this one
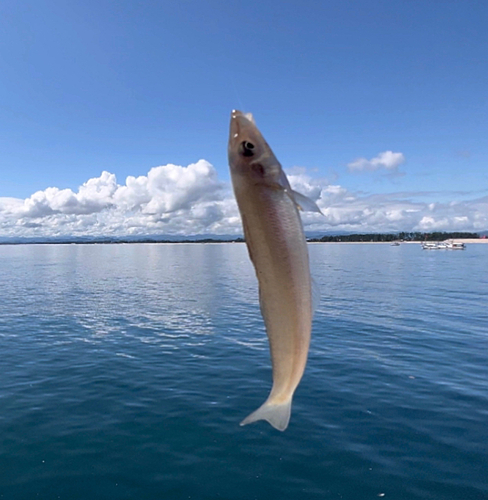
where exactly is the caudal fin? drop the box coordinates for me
[240,398,292,431]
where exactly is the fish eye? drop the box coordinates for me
[240,141,255,157]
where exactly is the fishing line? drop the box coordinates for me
[229,74,245,112]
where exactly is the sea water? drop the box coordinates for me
[0,243,487,499]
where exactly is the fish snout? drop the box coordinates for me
[229,110,258,148]
[229,110,242,143]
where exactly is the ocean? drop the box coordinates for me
[0,242,487,499]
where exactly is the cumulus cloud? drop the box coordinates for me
[0,160,487,240]
[114,161,222,214]
[347,151,406,173]
[0,160,240,239]
[21,171,118,218]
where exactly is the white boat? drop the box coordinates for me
[421,242,444,249]
[444,240,466,250]
[421,240,465,250]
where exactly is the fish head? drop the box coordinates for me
[228,110,284,186]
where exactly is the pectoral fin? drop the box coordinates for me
[289,190,323,214]
[269,172,323,214]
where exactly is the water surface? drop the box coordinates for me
[1,243,487,499]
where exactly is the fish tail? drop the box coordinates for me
[240,398,292,431]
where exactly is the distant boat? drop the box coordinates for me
[391,242,400,246]
[444,240,466,250]
[421,242,443,250]
[421,240,465,250]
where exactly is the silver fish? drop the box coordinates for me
[228,110,320,431]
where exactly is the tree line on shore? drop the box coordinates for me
[308,232,480,243]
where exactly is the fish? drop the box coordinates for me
[227,110,321,431]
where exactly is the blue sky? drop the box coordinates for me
[1,0,487,238]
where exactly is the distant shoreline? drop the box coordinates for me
[309,239,488,244]
[1,238,486,246]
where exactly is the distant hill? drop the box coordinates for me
[0,234,244,245]
[0,231,485,245]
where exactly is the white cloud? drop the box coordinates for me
[0,160,240,239]
[21,171,118,218]
[348,151,406,173]
[0,160,487,240]
[114,161,223,214]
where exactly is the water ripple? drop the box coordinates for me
[0,243,487,500]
